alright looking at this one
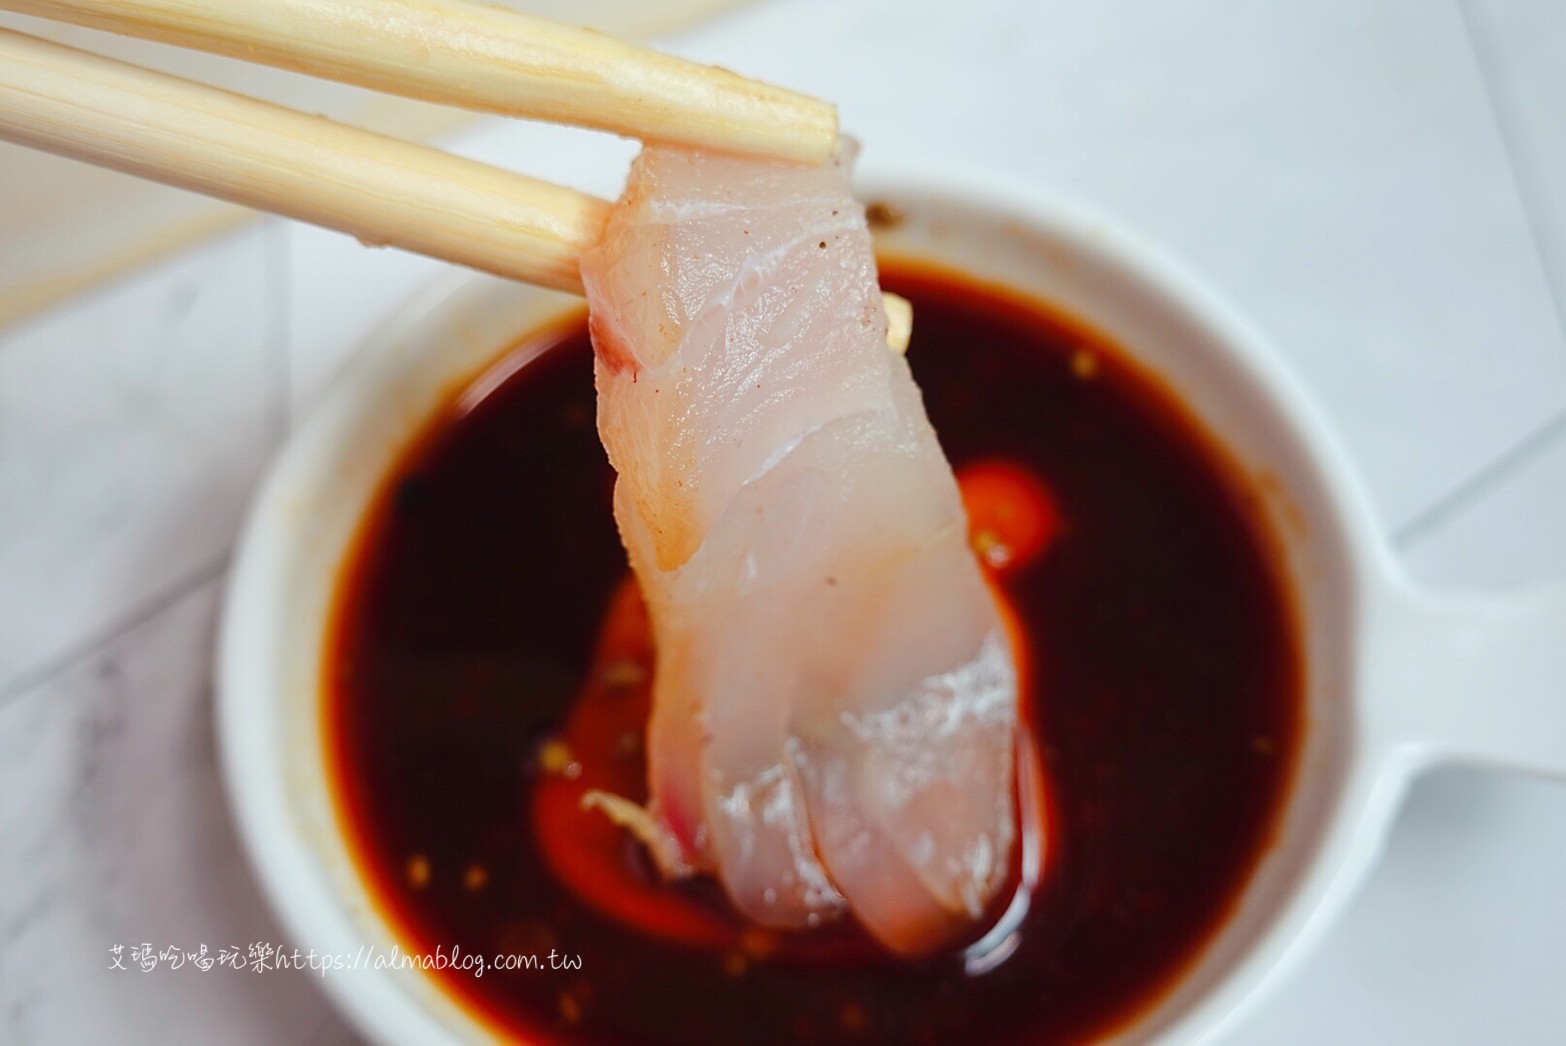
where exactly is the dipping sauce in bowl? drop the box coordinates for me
[325,261,1302,1044]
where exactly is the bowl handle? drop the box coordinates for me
[1368,578,1566,780]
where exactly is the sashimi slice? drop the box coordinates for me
[580,143,1018,955]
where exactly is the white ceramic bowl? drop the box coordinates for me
[218,169,1566,1045]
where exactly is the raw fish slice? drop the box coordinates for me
[581,144,1018,954]
[587,147,890,570]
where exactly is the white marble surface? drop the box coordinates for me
[0,582,353,1044]
[1465,0,1566,328]
[0,224,283,692]
[1,0,1564,1042]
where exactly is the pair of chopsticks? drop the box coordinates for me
[0,0,840,295]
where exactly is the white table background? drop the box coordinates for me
[2,0,1564,1042]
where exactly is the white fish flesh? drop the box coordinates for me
[580,144,1017,956]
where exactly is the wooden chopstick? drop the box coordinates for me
[0,0,839,164]
[0,19,911,338]
[0,27,608,293]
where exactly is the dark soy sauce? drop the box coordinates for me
[327,263,1301,1044]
